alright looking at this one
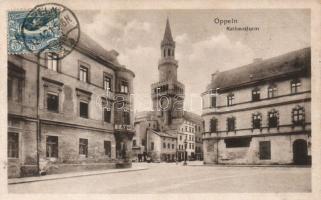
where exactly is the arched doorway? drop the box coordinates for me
[293,139,308,165]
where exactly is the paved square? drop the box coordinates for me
[8,163,311,193]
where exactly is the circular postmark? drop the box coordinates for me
[21,3,80,60]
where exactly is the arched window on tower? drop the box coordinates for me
[163,49,166,57]
[168,49,171,57]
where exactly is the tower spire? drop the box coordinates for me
[162,18,174,43]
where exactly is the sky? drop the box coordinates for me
[76,9,310,115]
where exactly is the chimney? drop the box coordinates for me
[253,58,263,63]
[211,70,220,81]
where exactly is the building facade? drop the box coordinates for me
[202,48,311,165]
[132,19,203,162]
[7,33,135,178]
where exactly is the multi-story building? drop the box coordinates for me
[202,47,311,165]
[7,32,135,178]
[132,19,203,162]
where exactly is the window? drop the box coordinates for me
[268,85,277,98]
[259,141,271,160]
[189,143,191,149]
[47,93,59,112]
[79,138,88,157]
[225,137,251,148]
[132,139,136,146]
[268,110,279,128]
[151,142,154,150]
[163,142,166,148]
[227,94,234,106]
[8,77,12,98]
[227,117,235,132]
[120,80,129,93]
[192,144,194,149]
[123,111,130,125]
[210,96,216,108]
[79,101,89,118]
[252,88,260,101]
[8,77,23,102]
[8,132,19,158]
[104,141,111,157]
[142,139,146,146]
[180,135,182,140]
[103,75,112,91]
[79,65,88,82]
[47,53,58,71]
[46,136,58,158]
[292,106,305,125]
[104,108,111,123]
[167,143,170,148]
[291,79,301,94]
[210,118,217,132]
[172,144,175,149]
[252,113,262,129]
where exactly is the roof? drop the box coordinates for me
[183,111,203,123]
[161,18,175,45]
[75,32,135,76]
[77,32,120,66]
[206,47,311,92]
[151,130,177,139]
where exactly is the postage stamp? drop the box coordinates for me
[8,9,61,54]
[8,3,80,59]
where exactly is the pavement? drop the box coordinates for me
[8,162,311,193]
[8,165,148,185]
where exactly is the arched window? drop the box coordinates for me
[252,112,262,129]
[209,118,217,132]
[168,49,171,57]
[291,79,301,94]
[252,87,260,101]
[292,105,305,126]
[163,49,166,57]
[268,109,279,128]
[268,84,277,98]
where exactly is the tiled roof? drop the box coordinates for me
[206,47,311,92]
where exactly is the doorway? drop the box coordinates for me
[293,139,308,165]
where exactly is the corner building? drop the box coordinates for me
[201,48,311,165]
[7,33,135,178]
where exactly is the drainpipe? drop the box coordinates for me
[36,53,41,175]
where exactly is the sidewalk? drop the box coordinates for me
[187,162,311,168]
[8,166,148,185]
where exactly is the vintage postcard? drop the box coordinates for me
[0,0,320,199]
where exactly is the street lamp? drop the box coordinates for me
[183,139,187,166]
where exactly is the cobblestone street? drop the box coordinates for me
[8,162,311,193]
